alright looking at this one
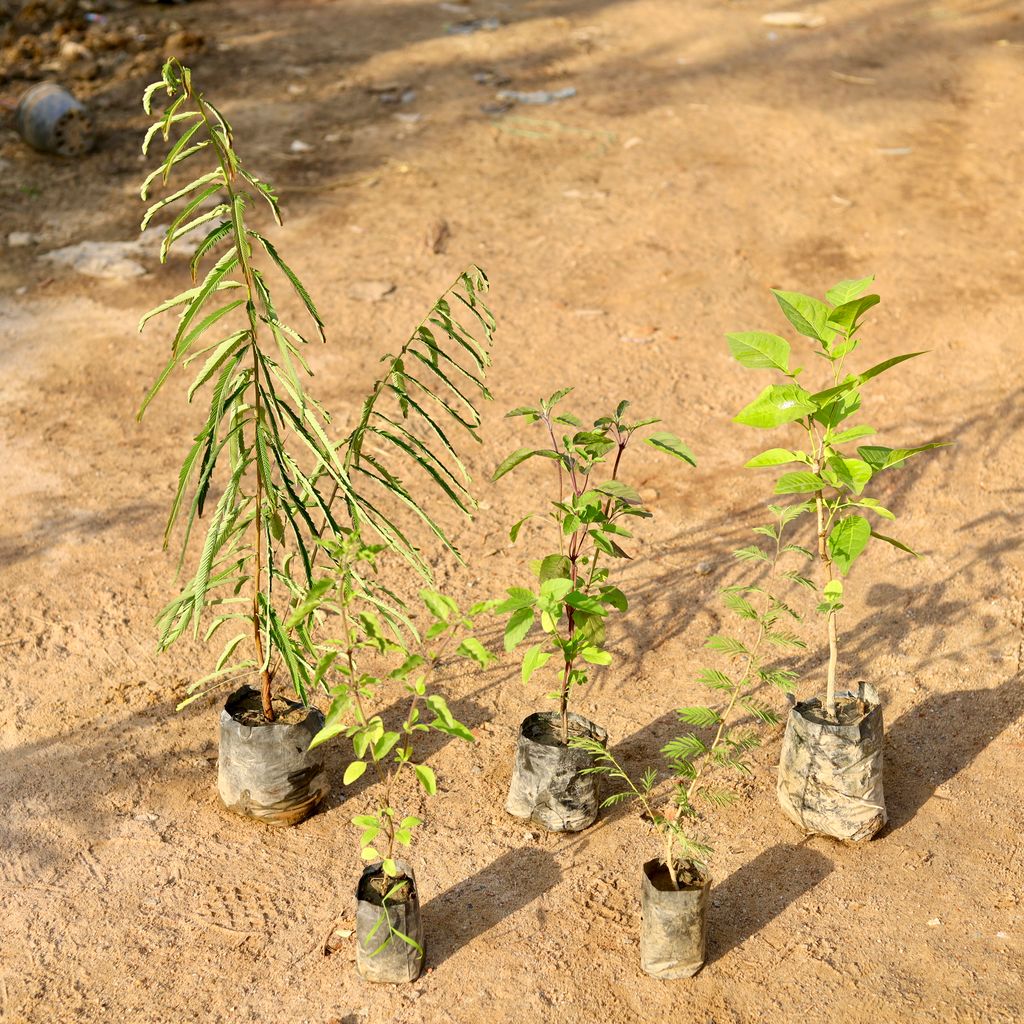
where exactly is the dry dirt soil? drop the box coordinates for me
[2,1,1023,1022]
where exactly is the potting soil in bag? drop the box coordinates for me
[218,685,329,827]
[640,858,709,979]
[355,860,424,984]
[777,681,886,842]
[506,710,607,832]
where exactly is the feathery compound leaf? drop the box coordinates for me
[342,267,495,579]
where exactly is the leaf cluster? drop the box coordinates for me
[494,391,695,717]
[292,531,495,875]
[730,279,948,590]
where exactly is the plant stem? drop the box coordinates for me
[813,486,839,719]
[195,90,274,721]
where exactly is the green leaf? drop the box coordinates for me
[421,589,456,622]
[831,425,875,443]
[581,646,612,665]
[871,531,922,557]
[644,431,696,465]
[733,545,770,562]
[857,442,949,472]
[598,586,628,612]
[704,635,748,656]
[521,644,552,684]
[857,351,926,384]
[678,706,721,727]
[537,554,572,582]
[595,480,641,504]
[827,515,871,575]
[457,637,494,668]
[504,607,534,650]
[496,587,536,612]
[564,591,608,616]
[826,456,873,495]
[414,764,437,796]
[734,385,816,429]
[726,331,791,372]
[492,447,560,481]
[344,761,367,785]
[826,295,879,334]
[775,471,825,494]
[745,448,808,468]
[823,580,843,601]
[771,290,836,345]
[826,276,875,305]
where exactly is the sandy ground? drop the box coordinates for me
[1,1,1023,1022]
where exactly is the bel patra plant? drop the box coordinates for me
[730,278,947,842]
[572,504,806,979]
[495,390,695,833]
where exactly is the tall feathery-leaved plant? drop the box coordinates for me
[138,60,495,721]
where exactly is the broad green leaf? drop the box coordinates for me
[726,331,791,372]
[414,764,437,796]
[734,385,816,429]
[826,456,872,494]
[595,479,641,504]
[826,276,875,305]
[492,447,560,481]
[823,580,843,601]
[826,295,879,334]
[814,389,862,429]
[421,589,456,622]
[827,515,871,575]
[775,471,825,494]
[539,577,572,602]
[537,554,571,582]
[745,448,808,468]
[598,586,628,612]
[645,431,696,465]
[581,646,612,665]
[771,290,836,346]
[521,644,552,683]
[343,761,367,785]
[831,425,875,443]
[504,607,534,650]
[564,591,608,616]
[857,442,949,472]
[496,587,536,612]
[457,637,495,668]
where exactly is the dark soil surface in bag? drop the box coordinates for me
[800,695,870,727]
[229,689,312,727]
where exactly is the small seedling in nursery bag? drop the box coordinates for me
[572,503,806,978]
[493,390,695,832]
[729,278,948,840]
[291,530,495,982]
[136,60,496,827]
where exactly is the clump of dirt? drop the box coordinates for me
[0,0,204,96]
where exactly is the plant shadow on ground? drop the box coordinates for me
[884,672,1023,833]
[420,846,561,968]
[706,841,834,965]
[0,501,162,568]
